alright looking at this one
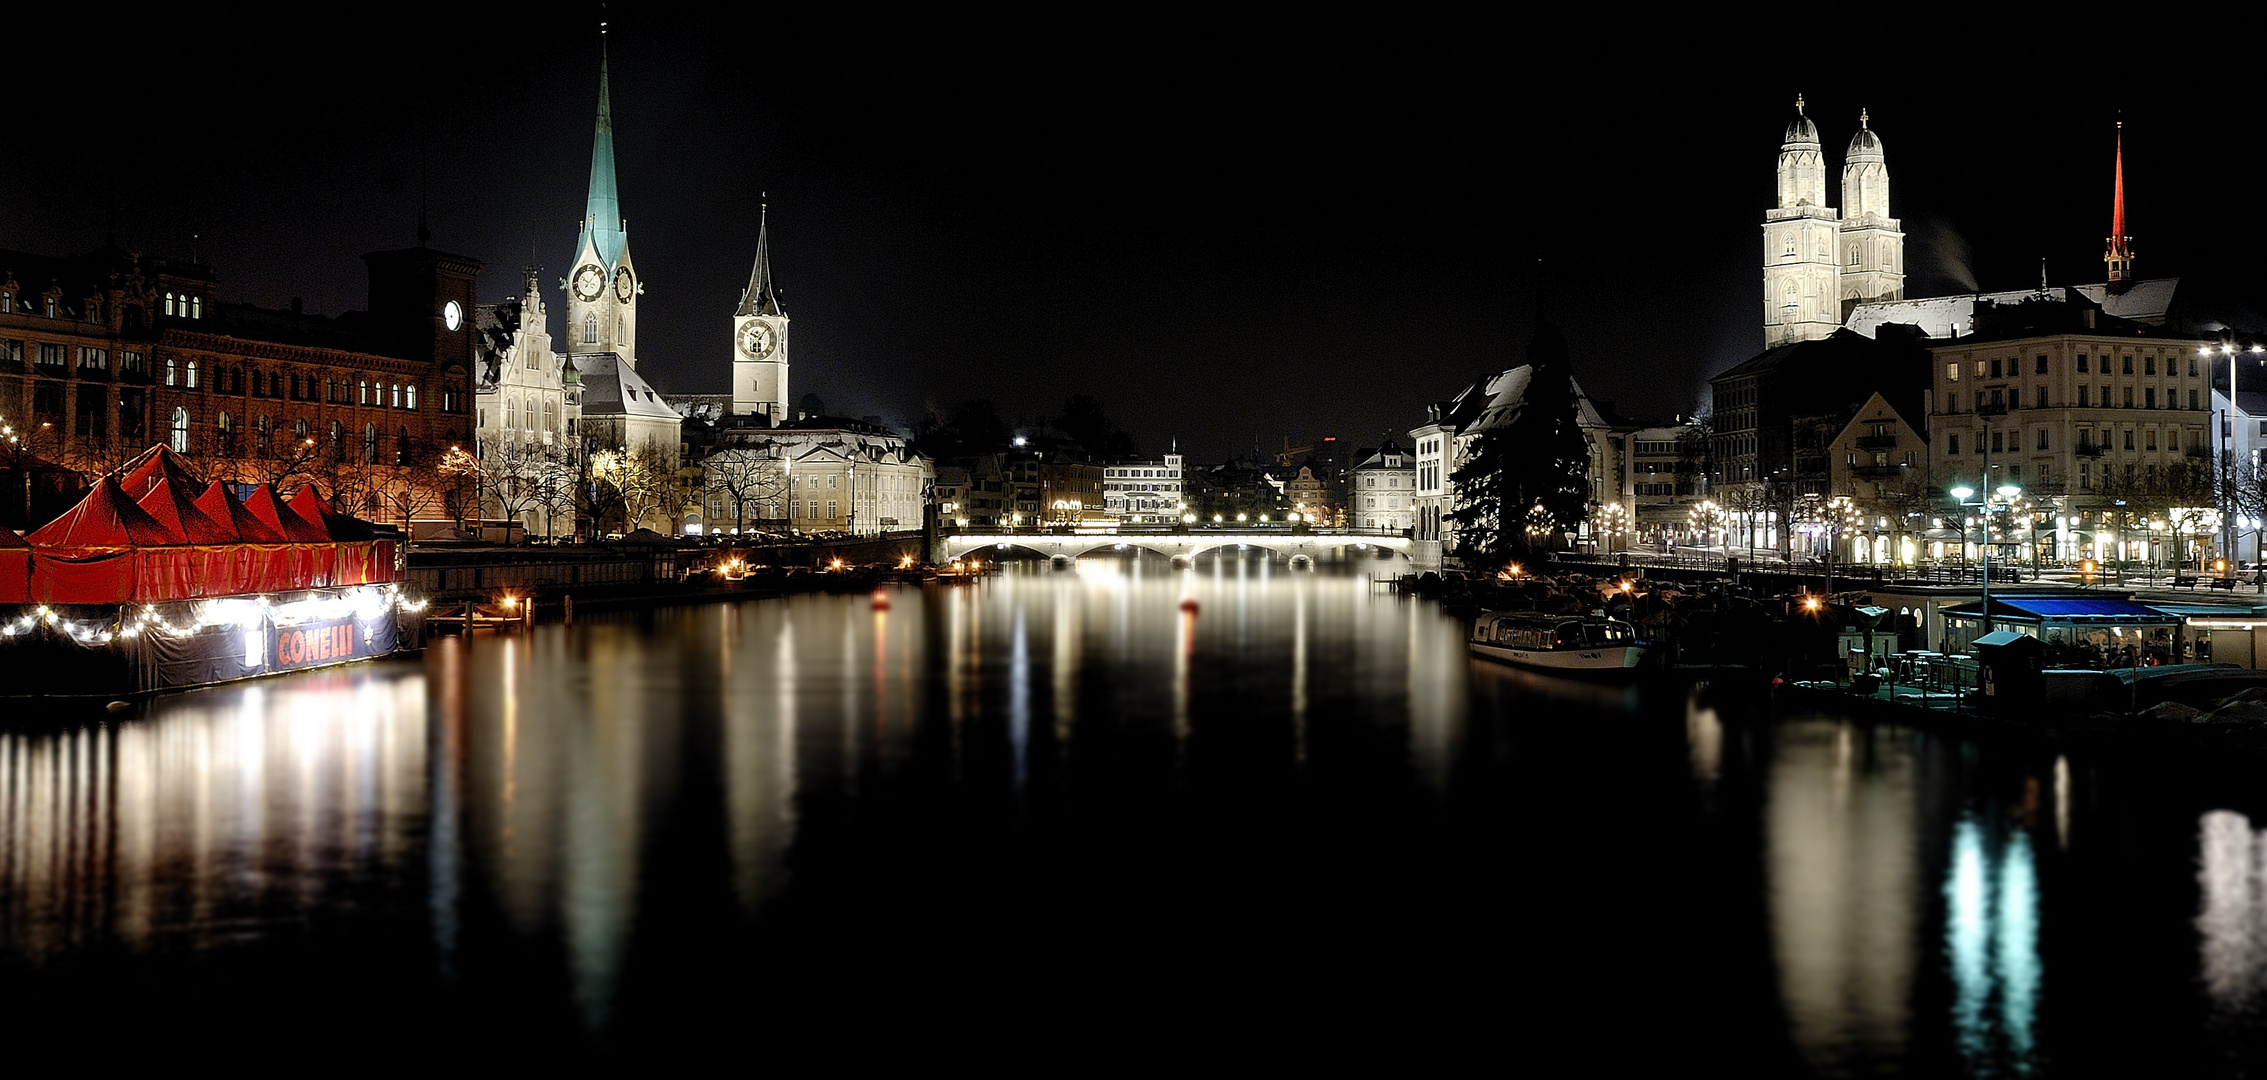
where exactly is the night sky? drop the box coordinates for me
[4,10,2259,460]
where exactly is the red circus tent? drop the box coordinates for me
[242,484,330,542]
[0,526,28,601]
[26,477,173,547]
[116,446,207,501]
[286,485,376,542]
[195,482,288,543]
[136,477,239,544]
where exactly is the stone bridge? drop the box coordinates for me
[936,530,1412,568]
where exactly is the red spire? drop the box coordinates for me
[2105,120,2134,288]
[2111,123,2128,238]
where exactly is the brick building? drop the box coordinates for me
[0,242,477,526]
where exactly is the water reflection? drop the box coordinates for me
[0,667,427,964]
[2200,810,2267,1019]
[1947,816,2041,1074]
[1768,718,1919,1072]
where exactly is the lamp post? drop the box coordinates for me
[1951,482,2022,643]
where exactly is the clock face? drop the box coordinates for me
[572,264,605,302]
[739,321,778,360]
[442,300,463,331]
[614,268,635,303]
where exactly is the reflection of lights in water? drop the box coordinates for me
[2198,810,2267,1018]
[0,667,427,964]
[1010,608,1029,793]
[1684,692,1722,792]
[1944,815,2042,1074]
[1768,719,1915,1071]
[1292,585,1308,767]
[2054,755,2071,852]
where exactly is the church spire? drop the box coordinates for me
[583,23,627,269]
[737,200,784,317]
[2105,119,2135,289]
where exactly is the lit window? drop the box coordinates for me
[170,408,189,453]
[186,360,198,388]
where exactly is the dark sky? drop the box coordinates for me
[4,9,2259,461]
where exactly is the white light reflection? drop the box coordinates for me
[2199,810,2267,1018]
[1944,815,2043,1074]
[1009,607,1030,793]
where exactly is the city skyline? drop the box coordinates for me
[3,10,2260,460]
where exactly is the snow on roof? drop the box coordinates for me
[1453,365,1607,436]
[575,353,683,420]
[1846,279,2179,340]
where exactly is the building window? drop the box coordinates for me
[2036,355,2049,375]
[170,408,190,452]
[294,418,309,441]
[186,360,198,389]
[391,383,402,408]
[1991,431,2004,453]
[406,385,418,410]
[360,380,369,405]
[2123,356,2134,374]
[585,317,597,344]
[2077,354,2090,373]
[123,351,143,375]
[2145,388,2156,409]
[1946,362,1961,383]
[2145,356,2157,375]
[216,412,235,452]
[191,297,201,319]
[257,414,273,455]
[2124,430,2135,451]
[364,423,379,463]
[79,347,107,374]
[1948,434,1961,454]
[2035,386,2046,408]
[2123,386,2134,408]
[2037,428,2050,451]
[2191,389,2200,410]
[2078,386,2090,407]
[331,420,343,451]
[43,297,57,318]
[0,340,19,371]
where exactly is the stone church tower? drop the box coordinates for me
[730,206,790,423]
[1761,97,1904,347]
[563,38,641,368]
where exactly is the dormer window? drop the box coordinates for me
[43,297,57,318]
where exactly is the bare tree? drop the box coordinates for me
[477,437,555,540]
[703,449,788,533]
[616,439,676,535]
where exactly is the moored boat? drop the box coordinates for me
[1469,610,1647,676]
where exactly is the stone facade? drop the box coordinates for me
[1762,99,1904,348]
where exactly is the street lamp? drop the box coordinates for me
[1951,482,2022,642]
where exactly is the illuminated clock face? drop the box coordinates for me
[442,300,463,331]
[739,321,777,360]
[614,267,635,303]
[572,264,605,301]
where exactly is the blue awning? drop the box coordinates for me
[1943,596,2180,622]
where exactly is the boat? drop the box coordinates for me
[1468,610,1648,675]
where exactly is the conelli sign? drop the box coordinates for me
[273,619,364,669]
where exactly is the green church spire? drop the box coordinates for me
[582,28,626,269]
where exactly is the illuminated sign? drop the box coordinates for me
[273,618,362,670]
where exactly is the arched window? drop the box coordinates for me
[506,399,517,428]
[216,412,234,452]
[406,385,418,410]
[330,420,343,452]
[165,357,177,387]
[294,417,309,441]
[170,408,190,453]
[257,415,273,455]
[363,423,378,463]
[186,359,198,388]
[391,383,401,408]
[584,317,597,344]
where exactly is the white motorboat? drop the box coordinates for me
[1469,611,1648,676]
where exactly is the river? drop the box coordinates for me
[2,559,2262,1073]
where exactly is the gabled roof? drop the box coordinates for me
[1447,365,1607,435]
[575,353,683,421]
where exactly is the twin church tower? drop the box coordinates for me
[1761,96,1905,347]
[560,35,792,425]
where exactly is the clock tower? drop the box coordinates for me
[564,34,641,369]
[731,205,790,423]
